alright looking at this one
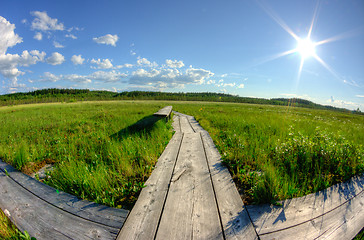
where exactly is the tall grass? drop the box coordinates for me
[0,101,173,208]
[174,102,364,204]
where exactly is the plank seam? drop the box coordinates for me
[187,117,196,133]
[199,132,226,240]
[0,167,120,230]
[244,201,261,240]
[258,189,364,236]
[153,132,185,240]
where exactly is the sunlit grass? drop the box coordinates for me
[0,101,173,208]
[173,102,364,204]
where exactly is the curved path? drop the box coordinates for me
[1,107,363,239]
[118,111,364,239]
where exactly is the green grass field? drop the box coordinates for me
[0,101,173,208]
[1,100,363,206]
[1,100,364,238]
[173,102,364,204]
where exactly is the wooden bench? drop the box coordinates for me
[154,106,172,120]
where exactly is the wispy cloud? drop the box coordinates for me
[38,70,127,83]
[65,34,77,39]
[53,41,64,48]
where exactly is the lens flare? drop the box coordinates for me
[255,0,353,88]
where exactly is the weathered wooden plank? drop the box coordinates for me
[0,159,128,229]
[172,114,182,133]
[247,174,364,235]
[117,132,183,239]
[200,130,258,240]
[154,106,172,117]
[155,133,223,240]
[259,191,364,240]
[0,171,119,240]
[179,115,195,133]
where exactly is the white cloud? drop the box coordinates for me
[223,83,236,87]
[53,41,64,48]
[165,59,185,68]
[326,97,362,110]
[46,52,65,65]
[71,55,85,65]
[0,16,23,55]
[206,79,215,85]
[65,34,77,39]
[90,58,113,69]
[90,70,127,82]
[129,66,214,89]
[130,50,136,56]
[137,57,158,67]
[38,70,127,83]
[356,95,364,98]
[93,34,118,46]
[185,67,214,84]
[30,11,65,31]
[0,50,46,85]
[116,63,133,68]
[21,19,27,24]
[237,84,245,88]
[34,32,43,41]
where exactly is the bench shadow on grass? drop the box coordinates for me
[110,114,166,141]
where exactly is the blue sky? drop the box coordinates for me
[1,0,363,110]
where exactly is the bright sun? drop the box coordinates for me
[296,38,316,59]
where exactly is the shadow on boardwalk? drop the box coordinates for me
[246,173,364,239]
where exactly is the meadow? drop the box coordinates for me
[0,101,173,208]
[1,100,363,207]
[173,102,364,204]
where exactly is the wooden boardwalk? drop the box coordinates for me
[118,112,257,239]
[1,106,363,239]
[0,160,129,239]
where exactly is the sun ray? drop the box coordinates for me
[249,49,297,69]
[308,1,320,39]
[256,0,299,40]
[313,55,343,81]
[255,0,359,89]
[295,57,305,89]
[316,27,364,46]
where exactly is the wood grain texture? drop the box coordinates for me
[200,130,258,240]
[0,171,119,240]
[179,115,195,133]
[247,174,364,236]
[0,159,128,229]
[155,133,224,240]
[259,191,364,240]
[117,132,183,239]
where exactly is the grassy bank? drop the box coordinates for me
[0,101,173,208]
[173,102,364,204]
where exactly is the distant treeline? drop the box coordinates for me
[0,88,362,114]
